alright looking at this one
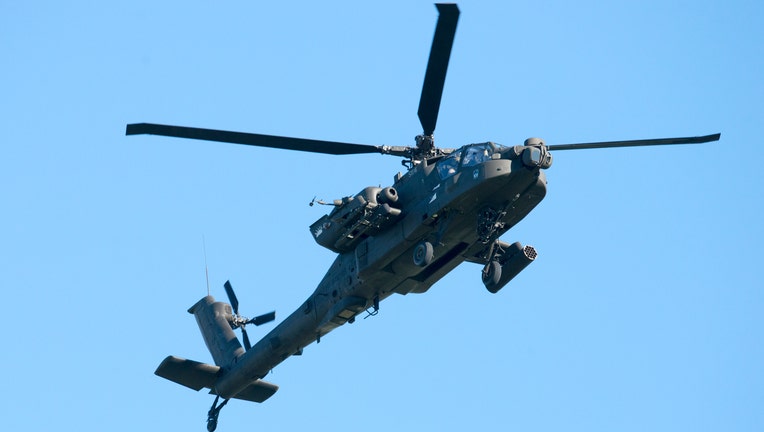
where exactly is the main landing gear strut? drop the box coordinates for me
[207,395,229,432]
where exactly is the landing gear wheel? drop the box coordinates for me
[483,260,502,293]
[207,419,218,432]
[413,241,434,267]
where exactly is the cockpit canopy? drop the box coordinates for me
[436,142,497,180]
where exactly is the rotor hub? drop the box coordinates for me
[415,134,436,157]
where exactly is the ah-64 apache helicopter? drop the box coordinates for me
[126,3,719,431]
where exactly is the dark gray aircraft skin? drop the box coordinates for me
[214,141,549,397]
[127,4,719,430]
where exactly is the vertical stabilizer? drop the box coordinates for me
[188,296,245,367]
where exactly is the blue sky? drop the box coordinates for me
[2,1,762,431]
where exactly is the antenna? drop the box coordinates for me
[203,235,210,296]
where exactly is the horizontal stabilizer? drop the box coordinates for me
[155,356,220,391]
[210,380,279,403]
[156,355,279,403]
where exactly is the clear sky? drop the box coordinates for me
[2,1,762,431]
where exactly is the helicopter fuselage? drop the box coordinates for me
[133,4,719,429]
[213,142,550,398]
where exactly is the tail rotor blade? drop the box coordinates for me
[250,311,276,326]
[417,3,460,136]
[223,280,240,315]
[241,327,252,351]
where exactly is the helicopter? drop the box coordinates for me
[126,3,720,431]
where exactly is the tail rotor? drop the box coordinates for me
[223,280,276,350]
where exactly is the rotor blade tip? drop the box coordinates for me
[436,3,460,13]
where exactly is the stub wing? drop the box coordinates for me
[155,355,278,403]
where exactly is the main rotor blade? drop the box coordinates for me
[223,280,239,315]
[249,311,276,326]
[126,123,388,156]
[417,3,460,136]
[547,133,720,151]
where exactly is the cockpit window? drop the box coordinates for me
[436,149,462,179]
[461,143,493,167]
[436,144,495,180]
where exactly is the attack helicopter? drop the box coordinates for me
[126,3,720,431]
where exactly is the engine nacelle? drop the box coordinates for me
[482,242,537,293]
[377,186,399,204]
[310,186,402,253]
